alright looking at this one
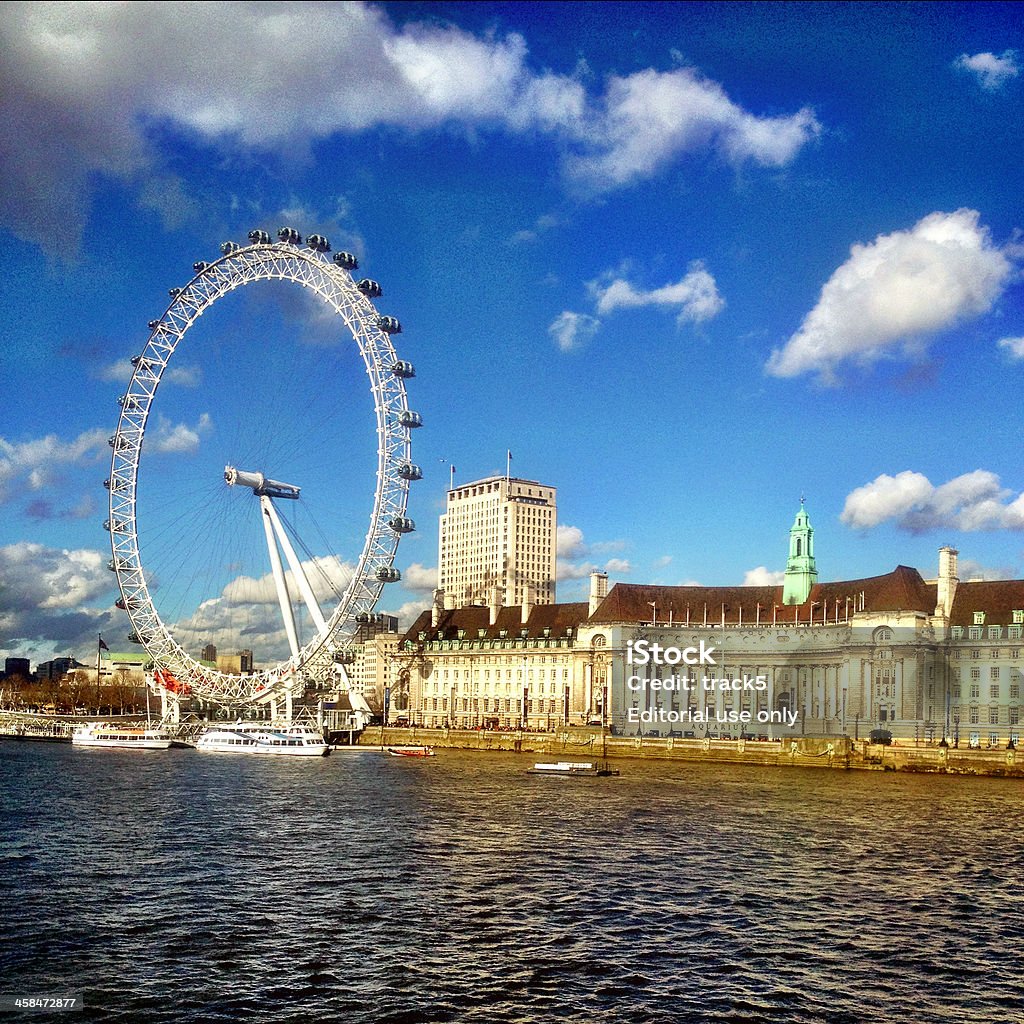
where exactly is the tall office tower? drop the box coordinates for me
[438,475,557,609]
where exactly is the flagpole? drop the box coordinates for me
[450,464,455,491]
[96,634,102,714]
[506,449,511,480]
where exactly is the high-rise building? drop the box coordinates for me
[438,475,557,609]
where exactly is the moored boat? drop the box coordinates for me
[527,761,619,777]
[195,722,330,757]
[72,722,172,750]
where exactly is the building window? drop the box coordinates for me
[970,706,979,725]
[1011,683,1020,700]
[989,707,1000,725]
[1010,627,1023,641]
[969,627,982,640]
[970,683,980,698]
[951,626,964,640]
[971,668,981,681]
[991,667,1001,679]
[971,650,980,660]
[990,684,1000,699]
[974,612,986,625]
[989,626,1002,640]
[1011,708,1020,726]
[1014,610,1024,624]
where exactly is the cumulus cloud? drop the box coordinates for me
[146,412,212,454]
[168,555,357,663]
[958,558,1017,582]
[0,542,119,662]
[954,50,1020,91]
[997,336,1024,360]
[841,469,1024,533]
[0,4,818,253]
[98,359,202,387]
[0,427,107,502]
[743,566,785,586]
[767,210,1016,383]
[548,311,600,352]
[402,562,438,593]
[593,261,724,324]
[553,261,724,353]
[556,524,630,581]
[557,525,587,560]
[565,67,819,190]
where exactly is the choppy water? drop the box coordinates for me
[1,743,1022,1023]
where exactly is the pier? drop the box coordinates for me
[359,725,1024,777]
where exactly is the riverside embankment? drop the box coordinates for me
[362,725,1024,777]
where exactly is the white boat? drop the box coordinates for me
[72,722,172,750]
[195,721,330,757]
[527,761,619,777]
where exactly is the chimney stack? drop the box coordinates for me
[935,546,959,619]
[589,571,609,616]
[521,584,536,625]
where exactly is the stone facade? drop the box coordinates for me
[399,546,1024,745]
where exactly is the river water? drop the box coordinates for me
[1,743,1021,1023]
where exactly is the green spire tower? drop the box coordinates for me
[782,498,817,605]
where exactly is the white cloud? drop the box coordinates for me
[0,427,107,502]
[743,566,785,586]
[957,558,1017,582]
[841,469,1024,533]
[556,524,630,581]
[0,542,119,663]
[557,525,587,559]
[593,261,724,324]
[767,210,1016,383]
[548,311,600,352]
[99,359,202,387]
[554,260,723,354]
[169,555,357,663]
[565,67,819,191]
[0,5,817,253]
[146,412,212,454]
[402,562,438,593]
[954,50,1020,91]
[997,336,1024,360]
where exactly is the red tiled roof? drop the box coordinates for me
[589,566,938,625]
[949,580,1024,626]
[402,602,591,643]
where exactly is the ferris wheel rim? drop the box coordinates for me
[105,236,419,706]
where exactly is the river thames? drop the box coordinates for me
[1,743,1021,1023]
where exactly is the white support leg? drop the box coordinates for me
[262,497,328,637]
[261,495,301,659]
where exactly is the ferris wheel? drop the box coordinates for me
[104,229,422,715]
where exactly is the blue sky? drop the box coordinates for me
[1,1,1023,667]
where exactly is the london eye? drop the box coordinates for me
[105,230,421,717]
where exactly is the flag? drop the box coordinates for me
[507,450,513,460]
[98,636,109,651]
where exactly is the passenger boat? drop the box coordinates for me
[527,761,619,777]
[386,745,435,757]
[195,722,330,757]
[72,722,172,750]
